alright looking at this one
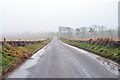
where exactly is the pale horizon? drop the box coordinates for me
[1,0,119,34]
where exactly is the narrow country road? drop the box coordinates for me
[8,37,118,78]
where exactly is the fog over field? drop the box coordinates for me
[0,0,119,40]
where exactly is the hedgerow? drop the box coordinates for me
[1,40,50,77]
[61,39,120,63]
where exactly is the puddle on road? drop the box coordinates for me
[20,57,40,70]
[8,44,48,78]
[7,68,29,78]
[95,57,119,75]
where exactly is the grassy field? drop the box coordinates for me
[1,40,50,77]
[61,39,120,63]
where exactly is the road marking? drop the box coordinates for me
[61,41,118,76]
[71,57,91,78]
[61,49,91,78]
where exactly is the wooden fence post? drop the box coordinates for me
[4,38,6,42]
[3,38,6,45]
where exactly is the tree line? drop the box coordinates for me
[58,25,118,40]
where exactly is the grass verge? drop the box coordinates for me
[1,40,50,78]
[61,39,120,63]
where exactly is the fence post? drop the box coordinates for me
[4,38,6,42]
[19,39,21,46]
[3,38,6,45]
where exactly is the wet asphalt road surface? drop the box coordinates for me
[8,38,118,78]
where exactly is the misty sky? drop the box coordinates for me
[1,0,119,34]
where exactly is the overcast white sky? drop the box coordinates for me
[1,0,119,34]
